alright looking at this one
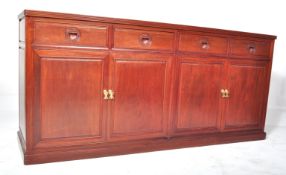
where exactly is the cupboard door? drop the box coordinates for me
[33,49,108,148]
[223,60,269,131]
[109,53,172,141]
[174,57,224,135]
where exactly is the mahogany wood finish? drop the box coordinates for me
[40,55,105,140]
[223,60,269,131]
[109,52,172,141]
[178,32,228,55]
[229,39,271,58]
[174,57,224,135]
[113,26,174,51]
[18,10,276,164]
[34,21,108,48]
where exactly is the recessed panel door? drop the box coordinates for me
[109,53,172,141]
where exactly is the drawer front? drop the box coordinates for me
[34,21,108,47]
[114,27,174,51]
[179,33,228,55]
[230,39,271,58]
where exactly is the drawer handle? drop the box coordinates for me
[248,45,256,54]
[108,90,115,100]
[139,34,152,47]
[200,40,209,49]
[103,90,109,100]
[66,28,80,41]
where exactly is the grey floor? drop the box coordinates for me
[0,108,285,175]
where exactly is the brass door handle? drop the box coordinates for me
[221,89,230,98]
[224,89,230,98]
[108,89,115,100]
[220,89,225,97]
[103,89,109,100]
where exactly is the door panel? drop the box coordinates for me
[223,60,268,131]
[33,49,108,148]
[174,57,224,134]
[109,53,172,141]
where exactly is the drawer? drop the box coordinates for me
[113,27,174,51]
[179,33,228,55]
[34,21,108,47]
[230,39,271,58]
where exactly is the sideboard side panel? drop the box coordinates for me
[19,17,26,142]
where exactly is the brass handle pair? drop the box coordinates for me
[221,89,230,98]
[103,89,115,100]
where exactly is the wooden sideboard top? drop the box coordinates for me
[19,10,277,40]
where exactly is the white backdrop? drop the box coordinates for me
[0,0,286,174]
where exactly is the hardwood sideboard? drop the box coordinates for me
[18,10,276,164]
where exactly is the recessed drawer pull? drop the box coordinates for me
[248,45,256,54]
[139,33,152,47]
[66,28,80,41]
[200,40,210,49]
